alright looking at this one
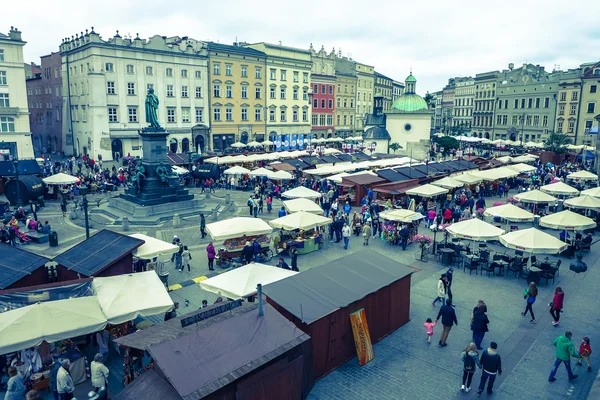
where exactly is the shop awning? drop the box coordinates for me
[269,211,331,230]
[206,217,273,240]
[282,186,322,199]
[405,184,449,198]
[283,198,324,215]
[130,233,180,259]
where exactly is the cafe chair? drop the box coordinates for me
[550,259,561,276]
[463,257,478,275]
[507,260,521,278]
[481,261,496,277]
[540,267,558,285]
[478,250,490,268]
[515,250,524,258]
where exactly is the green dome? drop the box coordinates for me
[390,93,428,112]
[405,74,417,83]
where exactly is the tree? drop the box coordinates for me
[424,92,434,109]
[433,136,460,156]
[389,142,402,154]
[544,131,571,154]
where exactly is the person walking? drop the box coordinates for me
[266,195,272,214]
[342,222,351,250]
[432,275,447,306]
[436,298,457,347]
[200,214,207,239]
[252,239,260,262]
[4,366,26,400]
[49,358,61,400]
[471,305,489,350]
[247,196,254,217]
[290,246,299,272]
[362,222,372,246]
[548,331,581,382]
[57,360,75,400]
[242,241,253,264]
[521,281,538,323]
[445,267,454,304]
[174,239,183,272]
[576,337,592,372]
[90,353,109,394]
[477,342,502,395]
[206,242,216,271]
[549,286,565,326]
[182,246,192,273]
[424,318,437,344]
[399,225,410,250]
[461,343,481,392]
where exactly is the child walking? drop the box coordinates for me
[424,318,437,344]
[182,245,192,273]
[521,282,538,323]
[577,337,592,372]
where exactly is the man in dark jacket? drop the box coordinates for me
[471,306,489,350]
[242,241,254,264]
[436,299,458,347]
[478,342,502,395]
[399,226,410,250]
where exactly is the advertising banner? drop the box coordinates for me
[291,134,298,150]
[299,134,305,150]
[276,135,282,152]
[284,135,290,151]
[350,308,374,366]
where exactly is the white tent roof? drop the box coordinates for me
[540,182,579,196]
[380,209,425,223]
[567,170,598,181]
[445,218,505,241]
[246,141,264,147]
[272,170,293,180]
[327,172,350,183]
[129,233,180,259]
[495,156,513,164]
[506,163,536,173]
[92,271,174,324]
[230,142,247,148]
[223,165,250,175]
[565,195,600,210]
[42,173,80,185]
[199,262,297,299]
[269,211,331,230]
[283,198,324,215]
[249,167,277,179]
[581,187,600,198]
[172,165,189,175]
[405,184,448,197]
[483,204,534,222]
[511,154,539,162]
[206,217,273,240]
[500,228,568,254]
[514,189,558,204]
[539,210,596,230]
[432,176,464,189]
[282,186,322,199]
[453,173,483,184]
[0,297,107,354]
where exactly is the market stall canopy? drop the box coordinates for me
[282,186,322,199]
[262,140,274,146]
[405,183,448,197]
[567,170,598,181]
[0,297,107,354]
[230,142,247,148]
[432,176,464,189]
[92,271,174,324]
[495,156,513,164]
[248,167,276,179]
[199,263,297,299]
[283,198,324,215]
[524,141,543,148]
[269,211,331,230]
[514,189,558,204]
[540,181,579,197]
[511,154,539,162]
[445,218,505,241]
[483,204,534,222]
[564,195,600,210]
[475,166,519,181]
[539,210,596,230]
[581,187,600,198]
[500,228,568,254]
[206,217,273,240]
[271,170,293,180]
[223,165,250,175]
[171,165,189,175]
[130,233,180,259]
[42,173,80,185]
[453,173,483,184]
[246,141,264,147]
[506,163,537,173]
[380,208,424,223]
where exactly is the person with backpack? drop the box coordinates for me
[477,342,502,395]
[521,281,538,323]
[461,342,482,392]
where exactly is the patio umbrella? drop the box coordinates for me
[540,182,579,197]
[223,165,250,175]
[514,189,558,204]
[567,170,598,181]
[445,218,505,241]
[495,156,513,164]
[283,198,324,215]
[42,173,80,185]
[269,211,331,230]
[380,209,425,223]
[246,141,264,147]
[272,170,293,180]
[249,167,276,179]
[506,163,536,173]
[564,195,600,210]
[230,142,247,148]
[206,217,272,240]
[581,187,600,198]
[500,228,568,254]
[539,210,596,231]
[483,204,534,222]
[262,140,274,146]
[282,186,322,199]
[453,173,483,184]
[432,176,464,189]
[406,184,448,198]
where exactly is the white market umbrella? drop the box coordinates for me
[249,167,277,179]
[246,141,264,147]
[539,210,596,231]
[324,148,342,154]
[432,176,464,189]
[272,170,293,180]
[506,163,536,173]
[129,233,180,259]
[262,140,274,146]
[406,184,448,198]
[511,154,539,162]
[446,218,505,241]
[206,217,272,241]
[269,211,331,230]
[42,173,80,185]
[380,209,425,223]
[581,187,600,198]
[223,165,250,175]
[199,263,297,299]
[172,165,189,175]
[500,228,568,254]
[484,204,534,222]
[453,173,483,184]
[282,186,322,199]
[230,141,247,148]
[567,170,598,181]
[514,189,558,204]
[283,198,324,215]
[564,195,600,210]
[540,182,579,197]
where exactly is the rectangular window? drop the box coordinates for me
[544,97,550,108]
[241,108,248,121]
[181,86,188,97]
[293,87,298,100]
[319,114,326,126]
[533,115,540,126]
[560,92,567,101]
[167,108,175,123]
[270,69,276,80]
[313,98,318,108]
[337,98,341,107]
[543,115,548,127]
[280,87,286,99]
[270,87,276,99]
[303,88,308,100]
[303,72,308,83]
[195,87,202,98]
[350,115,354,125]
[293,110,298,122]
[496,115,502,125]
[241,66,247,78]
[269,109,275,122]
[181,69,188,78]
[128,108,137,123]
[591,85,597,93]
[166,68,173,77]
[302,109,308,122]
[226,85,232,98]
[146,66,153,75]
[214,108,221,121]
[572,92,578,101]
[255,67,262,79]
[535,98,540,108]
[585,120,593,130]
[321,99,326,108]
[213,85,221,98]
[182,108,190,123]
[167,85,174,97]
[326,114,333,125]
[293,71,299,82]
[108,107,118,123]
[280,70,286,81]
[0,93,9,107]
[127,82,135,95]
[106,81,115,94]
[588,103,596,113]
[528,98,533,108]
[320,84,325,94]
[558,104,565,115]
[329,85,333,95]
[337,114,340,125]
[195,70,201,79]
[255,108,261,121]
[568,120,575,132]
[195,108,203,123]
[105,63,114,72]
[512,115,519,125]
[504,99,508,109]
[225,64,232,76]
[314,84,318,93]
[0,117,15,132]
[225,108,233,121]
[514,99,519,109]
[521,98,525,108]
[557,120,563,132]
[570,104,577,115]
[526,115,532,126]
[350,99,354,108]
[255,87,261,99]
[126,65,134,74]
[312,114,318,126]
[280,109,286,122]
[343,99,347,108]
[213,63,220,75]
[241,86,247,99]
[0,71,6,85]
[328,99,333,109]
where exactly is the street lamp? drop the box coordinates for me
[595,115,600,177]
[187,150,194,187]
[221,135,227,155]
[306,144,315,165]
[12,158,22,208]
[79,185,90,239]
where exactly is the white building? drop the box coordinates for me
[0,27,34,160]
[59,29,209,160]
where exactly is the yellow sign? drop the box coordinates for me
[350,308,374,366]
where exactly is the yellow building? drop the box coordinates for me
[577,61,600,145]
[334,57,357,137]
[207,42,266,151]
[355,61,375,133]
[555,68,582,143]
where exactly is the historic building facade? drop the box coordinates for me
[392,80,405,103]
[452,76,474,134]
[309,45,335,138]
[26,52,63,155]
[206,42,266,152]
[554,68,582,143]
[59,29,209,159]
[472,71,498,139]
[441,79,455,134]
[0,27,34,160]
[355,60,374,133]
[374,72,394,112]
[577,61,600,145]
[334,57,357,138]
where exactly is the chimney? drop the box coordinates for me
[8,26,22,41]
[257,284,264,316]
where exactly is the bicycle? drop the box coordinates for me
[414,244,433,262]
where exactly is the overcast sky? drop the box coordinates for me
[5,0,600,94]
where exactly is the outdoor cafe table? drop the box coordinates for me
[440,248,455,265]
[494,259,508,277]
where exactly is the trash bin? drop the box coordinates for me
[49,231,59,247]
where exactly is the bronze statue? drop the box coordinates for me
[145,88,161,129]
[130,165,146,192]
[155,163,171,185]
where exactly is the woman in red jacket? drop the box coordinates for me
[549,286,564,326]
[444,208,453,223]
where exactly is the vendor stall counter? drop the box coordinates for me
[285,234,323,254]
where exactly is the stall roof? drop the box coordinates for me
[148,303,309,400]
[319,155,341,164]
[376,168,411,183]
[411,164,443,176]
[427,162,454,173]
[0,160,42,176]
[394,166,427,179]
[270,162,298,171]
[371,179,419,194]
[114,369,181,400]
[335,153,353,162]
[441,160,478,171]
[53,230,144,276]
[352,152,373,161]
[263,250,414,324]
[0,244,50,289]
[281,159,310,169]
[167,153,189,166]
[342,173,386,186]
